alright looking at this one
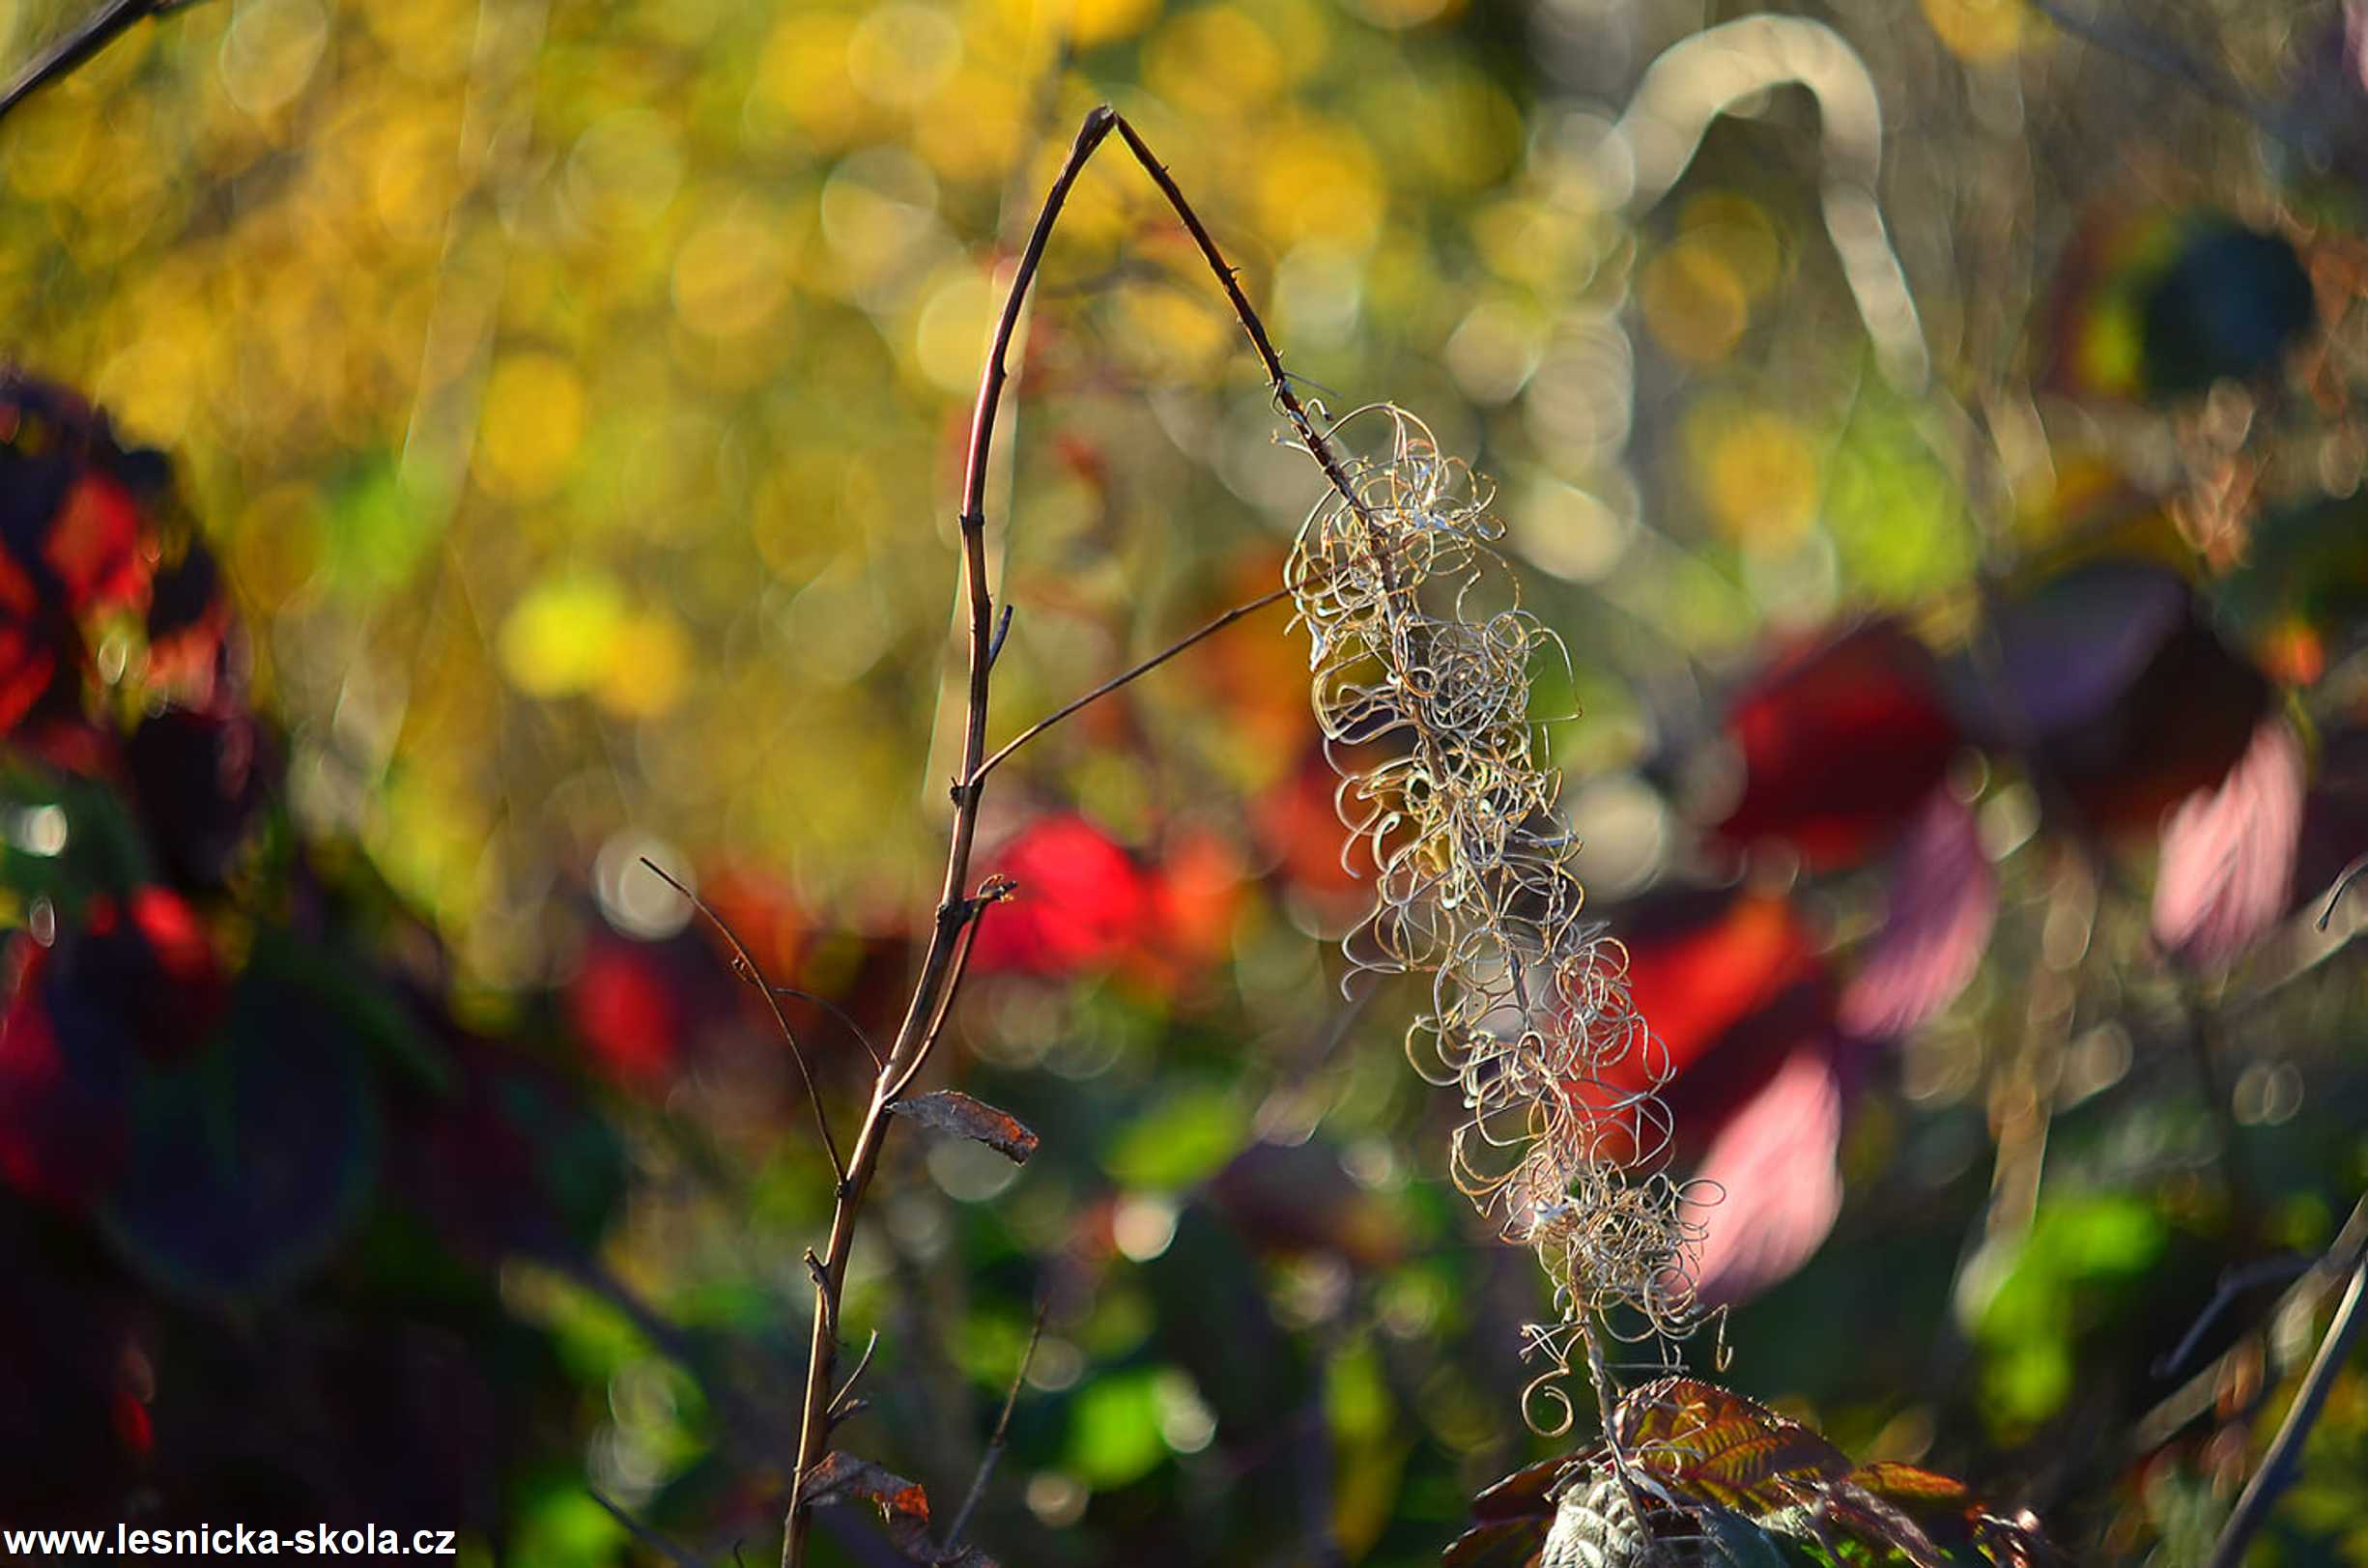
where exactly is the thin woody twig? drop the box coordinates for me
[826,1329,880,1423]
[769,984,886,1072]
[942,1304,1046,1554]
[641,858,845,1186]
[781,105,1124,1568]
[969,584,1291,783]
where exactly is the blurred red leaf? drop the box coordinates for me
[1151,826,1247,975]
[1253,748,1366,898]
[43,471,148,618]
[968,813,1155,978]
[1684,1042,1844,1304]
[1840,788,1997,1038]
[566,929,683,1090]
[1580,886,1832,1171]
[2153,718,2305,970]
[698,865,810,984]
[1714,621,1961,870]
[1615,887,1820,1084]
[0,552,57,737]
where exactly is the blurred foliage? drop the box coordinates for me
[9,0,2368,1564]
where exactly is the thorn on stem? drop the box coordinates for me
[987,602,1015,670]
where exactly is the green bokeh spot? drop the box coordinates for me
[1103,1086,1245,1191]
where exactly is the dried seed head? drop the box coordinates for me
[1284,405,1703,1423]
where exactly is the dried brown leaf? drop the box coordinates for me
[888,1090,1040,1165]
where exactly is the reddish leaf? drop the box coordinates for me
[0,550,60,738]
[1453,1389,2057,1567]
[1684,1042,1845,1304]
[968,813,1155,978]
[141,541,238,710]
[1611,888,1821,1088]
[1442,1457,1594,1568]
[888,1089,1040,1165]
[1840,788,1998,1038]
[565,930,684,1090]
[1847,1463,2060,1566]
[1612,1377,1853,1510]
[2154,718,2306,970]
[1714,621,1962,870]
[1581,887,1835,1171]
[1464,1454,1570,1527]
[43,471,149,618]
[799,1451,996,1567]
[0,619,57,739]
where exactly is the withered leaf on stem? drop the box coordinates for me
[798,1452,998,1568]
[887,1090,1041,1165]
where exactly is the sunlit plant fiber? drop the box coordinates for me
[1283,403,1706,1438]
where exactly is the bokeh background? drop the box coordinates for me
[7,0,2368,1561]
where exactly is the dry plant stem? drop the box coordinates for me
[785,105,1417,1565]
[780,106,1121,1568]
[2209,1255,2368,1568]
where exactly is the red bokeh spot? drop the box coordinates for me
[969,813,1155,978]
[567,934,682,1089]
[1714,622,1961,870]
[44,471,150,617]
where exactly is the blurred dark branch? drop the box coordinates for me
[2139,1193,2368,1451]
[0,0,190,125]
[941,1302,1044,1554]
[2210,1227,2368,1568]
[589,1487,714,1568]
